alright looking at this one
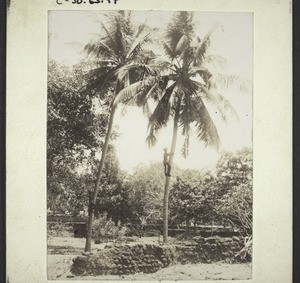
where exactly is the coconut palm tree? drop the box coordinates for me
[82,11,157,251]
[114,11,250,243]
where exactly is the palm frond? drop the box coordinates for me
[100,21,121,56]
[199,87,239,123]
[190,96,221,149]
[178,78,201,97]
[84,41,114,61]
[113,80,145,106]
[116,63,156,81]
[147,82,176,135]
[190,66,212,85]
[146,128,157,147]
[83,60,117,69]
[112,18,127,58]
[86,65,115,78]
[163,42,176,59]
[195,24,222,64]
[142,101,152,119]
[126,28,151,60]
[124,72,130,87]
[93,12,133,62]
[134,23,147,39]
[83,69,116,98]
[125,80,161,109]
[202,55,227,73]
[113,77,156,107]
[174,34,189,55]
[136,82,160,106]
[209,74,252,92]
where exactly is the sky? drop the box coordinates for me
[49,10,253,173]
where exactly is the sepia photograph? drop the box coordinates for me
[47,10,253,280]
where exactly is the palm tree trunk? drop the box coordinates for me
[85,105,116,252]
[162,105,180,243]
[163,176,172,243]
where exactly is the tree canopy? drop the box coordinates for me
[47,61,108,216]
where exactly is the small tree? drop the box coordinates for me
[214,148,253,234]
[92,213,128,244]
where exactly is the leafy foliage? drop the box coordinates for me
[215,147,253,196]
[216,183,252,234]
[92,212,128,243]
[169,170,216,226]
[83,11,156,104]
[47,161,90,216]
[47,61,108,216]
[169,148,253,234]
[148,11,224,152]
[214,148,253,234]
[125,163,167,224]
[93,146,134,224]
[117,11,248,156]
[47,61,107,160]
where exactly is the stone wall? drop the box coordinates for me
[71,237,251,276]
[176,236,251,264]
[71,244,177,276]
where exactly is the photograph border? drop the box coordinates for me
[6,1,292,282]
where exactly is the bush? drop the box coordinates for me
[92,213,128,244]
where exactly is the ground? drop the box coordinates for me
[47,236,252,280]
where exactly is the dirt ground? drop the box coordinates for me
[47,236,252,280]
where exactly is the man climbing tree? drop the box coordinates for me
[163,148,172,177]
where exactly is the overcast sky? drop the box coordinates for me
[49,10,253,173]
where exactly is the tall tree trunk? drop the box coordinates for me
[163,176,172,243]
[162,104,180,243]
[85,106,116,252]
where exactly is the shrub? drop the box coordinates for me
[92,213,128,244]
